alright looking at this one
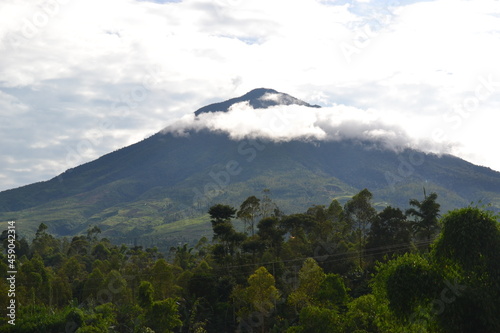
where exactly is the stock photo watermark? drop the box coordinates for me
[433,74,500,143]
[384,74,499,191]
[192,138,265,210]
[190,107,295,212]
[340,1,400,64]
[4,221,17,326]
[384,151,426,191]
[1,0,70,52]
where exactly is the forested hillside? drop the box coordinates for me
[1,189,499,332]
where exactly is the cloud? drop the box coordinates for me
[163,102,455,154]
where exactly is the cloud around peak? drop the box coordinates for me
[163,101,454,154]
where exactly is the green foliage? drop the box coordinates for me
[149,258,180,300]
[406,191,441,244]
[366,206,411,262]
[78,303,118,332]
[103,270,130,304]
[431,206,500,332]
[286,306,341,333]
[7,305,76,333]
[280,213,316,239]
[143,298,182,333]
[288,258,326,309]
[237,195,261,235]
[83,267,105,302]
[344,189,377,267]
[171,243,195,270]
[2,192,500,333]
[343,294,382,333]
[247,266,281,314]
[232,267,281,332]
[433,206,500,275]
[91,243,111,261]
[31,223,61,258]
[208,203,246,262]
[257,216,285,253]
[372,253,441,320]
[208,204,237,225]
[315,273,350,310]
[374,206,500,333]
[66,307,85,328]
[138,281,154,309]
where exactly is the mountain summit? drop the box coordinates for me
[194,88,321,116]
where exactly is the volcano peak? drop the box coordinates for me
[194,88,320,116]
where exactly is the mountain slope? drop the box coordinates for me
[1,89,499,248]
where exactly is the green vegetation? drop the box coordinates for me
[1,189,499,332]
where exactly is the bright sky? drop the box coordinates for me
[1,0,499,192]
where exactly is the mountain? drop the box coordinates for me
[194,88,320,116]
[1,88,499,250]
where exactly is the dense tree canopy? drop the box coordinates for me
[1,190,498,333]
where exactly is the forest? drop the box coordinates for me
[0,189,499,333]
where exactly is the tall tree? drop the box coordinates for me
[82,267,105,303]
[237,195,261,236]
[366,206,411,263]
[233,266,281,333]
[208,204,245,260]
[406,191,440,247]
[143,298,182,333]
[31,223,61,258]
[170,244,195,270]
[138,281,154,309]
[149,258,179,300]
[257,216,285,255]
[280,213,316,240]
[209,204,237,225]
[432,207,500,332]
[260,189,280,218]
[67,235,90,257]
[306,205,331,244]
[103,270,130,305]
[86,225,101,243]
[344,189,377,267]
[288,258,326,310]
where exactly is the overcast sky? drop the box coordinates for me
[1,0,499,192]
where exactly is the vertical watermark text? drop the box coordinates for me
[5,221,17,326]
